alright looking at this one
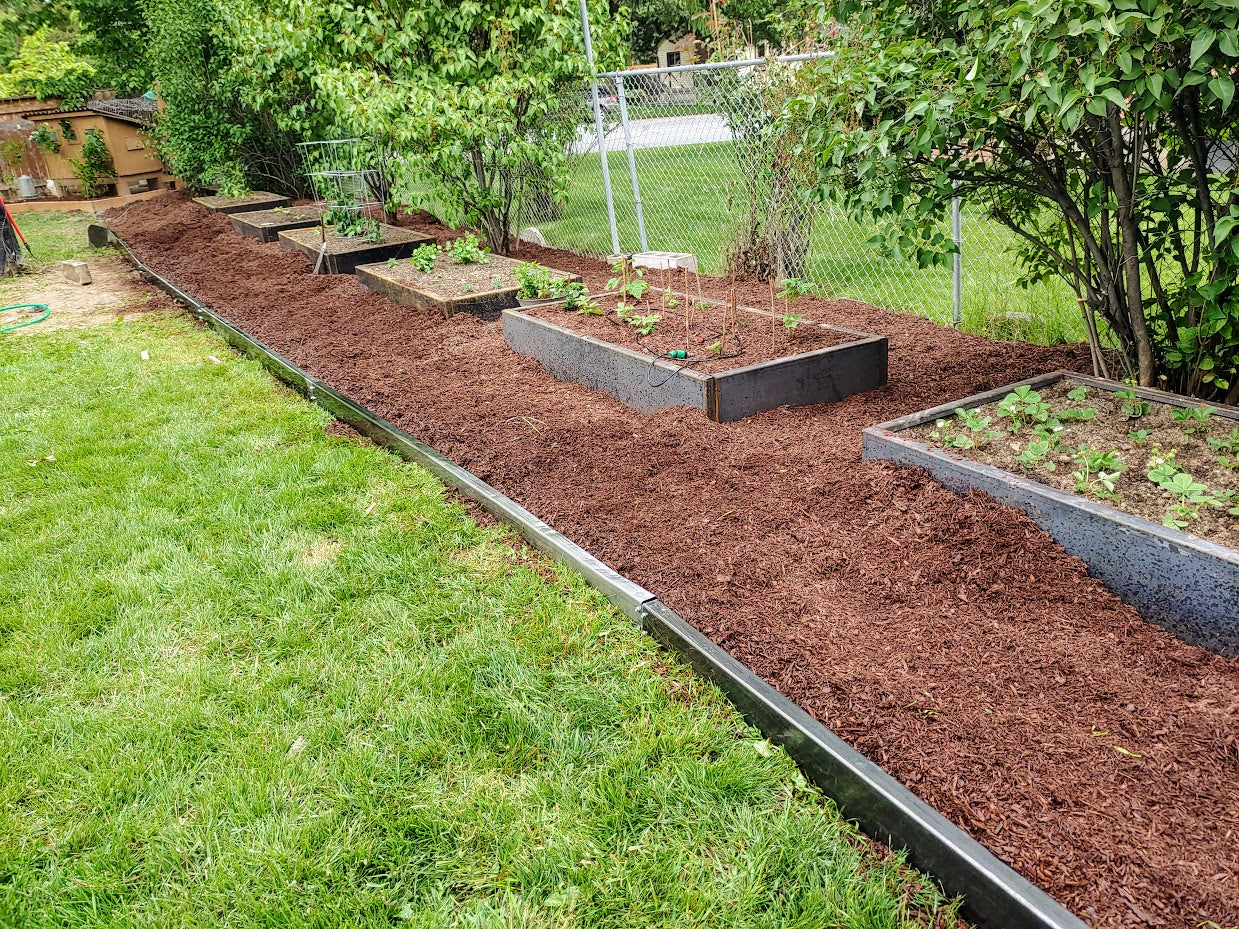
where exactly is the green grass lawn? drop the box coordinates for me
[537,143,1090,346]
[0,294,961,927]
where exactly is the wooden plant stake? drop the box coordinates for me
[770,279,778,351]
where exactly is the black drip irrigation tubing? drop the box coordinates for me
[96,224,1089,929]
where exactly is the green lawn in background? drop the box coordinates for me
[0,290,962,927]
[537,143,1089,346]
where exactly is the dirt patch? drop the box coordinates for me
[374,251,575,302]
[0,255,171,330]
[522,290,862,375]
[909,377,1239,548]
[105,193,1239,929]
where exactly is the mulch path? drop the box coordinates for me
[104,195,1239,929]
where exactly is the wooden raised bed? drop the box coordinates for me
[229,205,325,242]
[193,192,291,214]
[277,225,434,275]
[863,371,1239,656]
[356,254,581,318]
[503,305,887,422]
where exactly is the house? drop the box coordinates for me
[15,96,176,200]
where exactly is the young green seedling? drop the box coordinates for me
[1115,388,1150,420]
[1128,429,1153,446]
[628,313,660,336]
[1071,445,1125,500]
[1158,472,1223,530]
[1172,405,1215,435]
[409,243,440,274]
[997,386,1055,432]
[777,277,816,331]
[1015,437,1056,471]
[606,257,649,301]
[444,233,489,264]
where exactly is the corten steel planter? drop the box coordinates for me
[229,206,325,243]
[356,255,581,318]
[277,225,434,276]
[863,370,1239,657]
[503,307,888,423]
[193,192,291,214]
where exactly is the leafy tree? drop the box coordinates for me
[146,0,305,193]
[796,0,1239,402]
[236,0,625,254]
[0,0,75,70]
[73,0,151,94]
[0,24,96,105]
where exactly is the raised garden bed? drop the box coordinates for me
[229,205,325,242]
[864,370,1239,656]
[505,291,887,422]
[277,224,434,275]
[356,253,581,318]
[192,192,291,214]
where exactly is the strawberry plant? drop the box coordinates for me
[1115,388,1150,420]
[1015,437,1056,471]
[1158,472,1221,530]
[1129,429,1152,446]
[997,386,1055,432]
[1208,429,1239,469]
[1146,448,1181,486]
[1072,445,1124,500]
[1172,405,1215,435]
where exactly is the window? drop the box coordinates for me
[665,51,681,67]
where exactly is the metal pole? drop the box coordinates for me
[951,186,963,327]
[616,76,647,253]
[578,0,621,256]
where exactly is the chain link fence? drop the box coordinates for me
[524,59,1084,345]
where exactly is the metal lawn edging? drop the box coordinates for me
[863,370,1239,657]
[96,224,1089,929]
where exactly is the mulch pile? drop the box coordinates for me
[106,195,1239,929]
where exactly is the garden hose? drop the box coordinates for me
[1,303,51,333]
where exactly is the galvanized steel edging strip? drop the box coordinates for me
[98,225,1089,929]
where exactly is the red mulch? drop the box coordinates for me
[104,195,1239,929]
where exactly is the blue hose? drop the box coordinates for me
[0,303,50,333]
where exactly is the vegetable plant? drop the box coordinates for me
[409,243,440,273]
[606,258,649,302]
[1208,429,1239,469]
[777,278,816,330]
[326,210,382,242]
[628,313,660,336]
[1128,429,1152,446]
[444,232,489,264]
[514,262,555,299]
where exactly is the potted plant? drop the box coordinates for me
[514,262,561,307]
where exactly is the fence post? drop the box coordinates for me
[578,0,620,256]
[615,75,648,253]
[951,185,963,327]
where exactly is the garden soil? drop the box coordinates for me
[106,196,1239,929]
